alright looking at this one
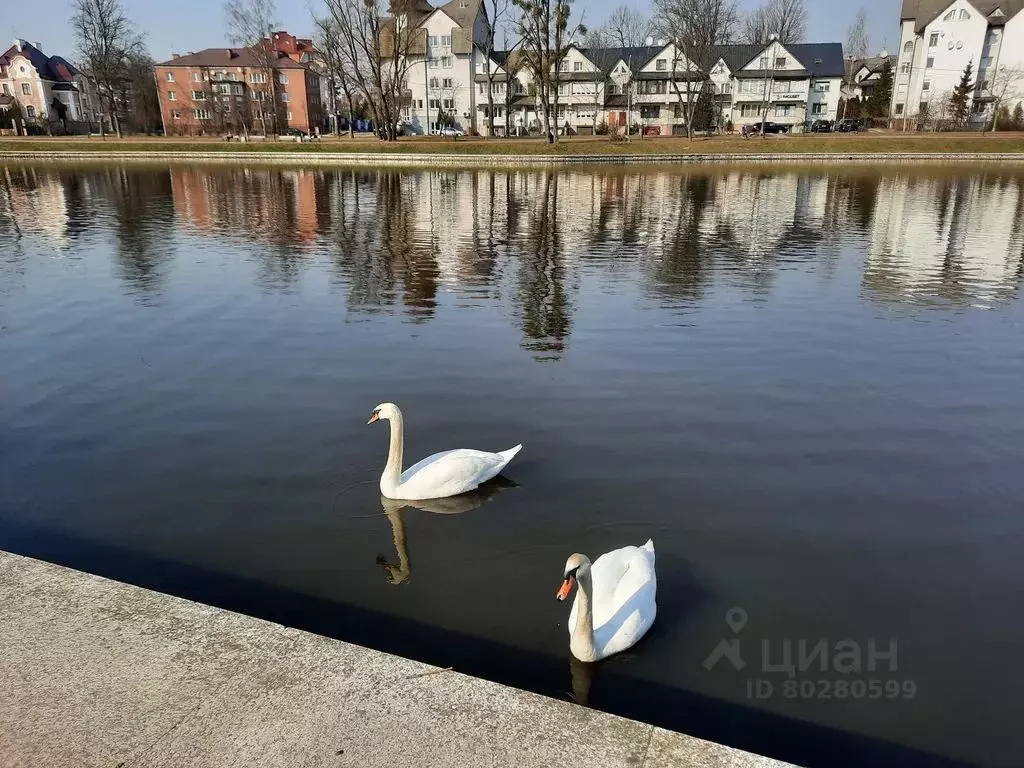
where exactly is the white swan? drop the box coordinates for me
[556,540,657,662]
[367,402,522,500]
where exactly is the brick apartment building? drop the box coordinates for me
[155,40,323,136]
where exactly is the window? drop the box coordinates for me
[193,108,211,119]
[443,98,454,108]
[250,72,267,83]
[656,58,667,71]
[926,56,934,68]
[894,103,904,114]
[774,57,786,68]
[1,83,9,95]
[929,32,939,47]
[279,92,289,101]
[442,77,453,88]
[897,84,907,95]
[171,109,181,119]
[973,100,986,114]
[943,10,955,20]
[477,83,484,94]
[428,57,439,68]
[429,98,440,108]
[223,104,230,113]
[559,60,569,72]
[639,105,660,119]
[429,77,439,88]
[442,56,452,68]
[814,81,830,92]
[740,103,759,117]
[959,9,970,19]
[574,61,583,71]
[428,35,438,47]
[922,80,930,91]
[278,73,288,84]
[919,101,928,113]
[168,91,177,101]
[441,35,451,47]
[811,103,824,114]
[25,105,36,118]
[192,90,206,100]
[759,56,768,68]
[22,83,31,95]
[558,82,570,95]
[774,104,793,117]
[900,62,911,74]
[166,72,175,82]
[903,40,914,52]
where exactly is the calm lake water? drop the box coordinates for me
[2,162,1023,767]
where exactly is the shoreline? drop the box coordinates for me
[0,549,792,768]
[4,148,1024,168]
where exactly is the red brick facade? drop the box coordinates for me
[155,47,322,136]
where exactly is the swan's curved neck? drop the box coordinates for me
[571,570,598,662]
[382,411,405,492]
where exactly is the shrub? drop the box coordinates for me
[595,120,609,135]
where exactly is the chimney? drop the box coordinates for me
[14,39,22,51]
[172,52,181,59]
[34,42,41,51]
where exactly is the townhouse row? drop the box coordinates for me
[394,0,844,137]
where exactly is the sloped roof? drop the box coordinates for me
[158,48,313,69]
[900,0,1024,30]
[0,41,80,82]
[437,0,483,28]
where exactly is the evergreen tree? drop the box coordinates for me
[1014,102,1024,128]
[949,62,975,124]
[866,60,893,118]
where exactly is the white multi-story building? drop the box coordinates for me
[0,39,103,132]
[892,0,1024,124]
[389,1,844,135]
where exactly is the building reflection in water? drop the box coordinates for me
[2,163,1022,350]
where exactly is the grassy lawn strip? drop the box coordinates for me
[2,133,1024,155]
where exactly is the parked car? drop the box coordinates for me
[837,118,863,132]
[743,121,789,136]
[438,126,465,138]
[809,119,833,133]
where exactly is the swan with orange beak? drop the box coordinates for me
[556,541,657,662]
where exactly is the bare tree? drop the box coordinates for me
[71,0,144,137]
[986,65,1024,132]
[742,0,806,44]
[225,0,281,135]
[513,0,585,143]
[314,14,363,136]
[582,28,615,133]
[321,0,418,141]
[606,5,652,48]
[481,0,511,137]
[654,0,739,140]
[846,7,869,60]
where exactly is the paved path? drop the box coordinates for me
[0,550,794,768]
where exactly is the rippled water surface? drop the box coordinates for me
[2,163,1023,767]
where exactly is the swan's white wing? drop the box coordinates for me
[396,448,508,500]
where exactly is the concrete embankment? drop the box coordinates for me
[0,550,793,768]
[2,149,1024,168]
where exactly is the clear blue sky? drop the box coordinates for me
[7,0,900,64]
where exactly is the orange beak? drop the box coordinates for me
[556,575,575,601]
[367,413,380,425]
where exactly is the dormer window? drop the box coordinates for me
[656,58,667,70]
[943,10,955,20]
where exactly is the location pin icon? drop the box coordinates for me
[725,607,748,634]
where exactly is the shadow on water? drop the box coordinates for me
[1,521,969,768]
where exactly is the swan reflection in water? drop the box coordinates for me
[375,475,518,585]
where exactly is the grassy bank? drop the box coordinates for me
[2,131,1024,156]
